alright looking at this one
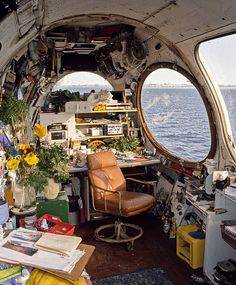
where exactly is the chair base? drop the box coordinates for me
[94,220,143,249]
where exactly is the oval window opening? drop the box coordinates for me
[53,71,112,92]
[141,68,211,161]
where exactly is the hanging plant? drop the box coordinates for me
[0,95,29,134]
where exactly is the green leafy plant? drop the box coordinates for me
[0,95,29,133]
[50,89,82,111]
[23,171,48,193]
[37,142,69,183]
[108,136,141,152]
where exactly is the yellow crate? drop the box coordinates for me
[176,224,205,269]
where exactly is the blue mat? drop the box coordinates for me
[92,268,174,285]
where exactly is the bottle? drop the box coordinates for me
[163,216,170,233]
[190,274,211,284]
[169,218,177,238]
[78,197,85,223]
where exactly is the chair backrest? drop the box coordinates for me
[87,152,126,202]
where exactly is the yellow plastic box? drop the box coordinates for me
[176,224,205,269]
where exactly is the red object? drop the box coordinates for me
[35,214,75,236]
[172,163,193,176]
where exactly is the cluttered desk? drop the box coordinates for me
[69,155,160,173]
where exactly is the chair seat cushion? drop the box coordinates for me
[95,191,155,217]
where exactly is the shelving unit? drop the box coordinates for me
[90,109,137,113]
[77,134,124,141]
[76,122,128,126]
[75,107,139,142]
[186,188,236,284]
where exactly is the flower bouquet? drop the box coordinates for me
[6,124,69,207]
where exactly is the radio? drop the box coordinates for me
[48,124,68,142]
[105,124,123,135]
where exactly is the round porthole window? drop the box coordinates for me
[139,65,212,161]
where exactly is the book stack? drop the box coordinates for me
[0,228,84,273]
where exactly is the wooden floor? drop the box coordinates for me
[77,214,204,285]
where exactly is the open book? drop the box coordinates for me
[34,232,82,256]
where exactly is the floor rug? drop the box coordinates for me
[92,268,174,285]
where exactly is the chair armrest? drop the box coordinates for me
[126,177,157,186]
[90,184,122,213]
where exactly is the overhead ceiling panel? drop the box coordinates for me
[144,0,236,43]
[43,0,168,27]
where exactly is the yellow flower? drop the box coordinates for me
[24,152,39,166]
[20,144,32,154]
[34,124,46,139]
[7,158,20,170]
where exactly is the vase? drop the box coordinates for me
[43,178,60,200]
[14,184,36,208]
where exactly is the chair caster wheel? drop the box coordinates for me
[127,242,134,251]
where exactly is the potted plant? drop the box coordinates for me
[107,136,141,153]
[0,95,29,140]
[6,141,41,208]
[6,124,70,205]
[37,142,70,199]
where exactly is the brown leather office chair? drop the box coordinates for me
[87,151,155,249]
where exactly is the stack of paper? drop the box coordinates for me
[225,187,236,200]
[225,225,236,238]
[0,228,84,273]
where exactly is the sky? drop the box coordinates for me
[199,33,236,85]
[54,72,111,88]
[55,33,236,88]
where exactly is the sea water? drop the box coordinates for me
[142,87,236,161]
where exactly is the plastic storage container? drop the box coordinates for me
[176,224,205,269]
[35,214,75,236]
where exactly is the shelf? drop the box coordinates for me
[77,134,124,140]
[90,108,137,113]
[76,122,128,126]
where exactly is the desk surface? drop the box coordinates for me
[69,157,160,173]
[46,243,95,281]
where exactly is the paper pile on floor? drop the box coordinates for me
[0,228,84,273]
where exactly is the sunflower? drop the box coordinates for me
[24,152,39,166]
[6,158,21,170]
[34,124,46,139]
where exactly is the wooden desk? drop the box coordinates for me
[69,157,160,173]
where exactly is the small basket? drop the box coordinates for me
[35,214,75,236]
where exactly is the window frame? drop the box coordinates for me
[136,62,217,167]
[197,35,236,164]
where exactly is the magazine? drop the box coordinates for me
[0,228,85,273]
